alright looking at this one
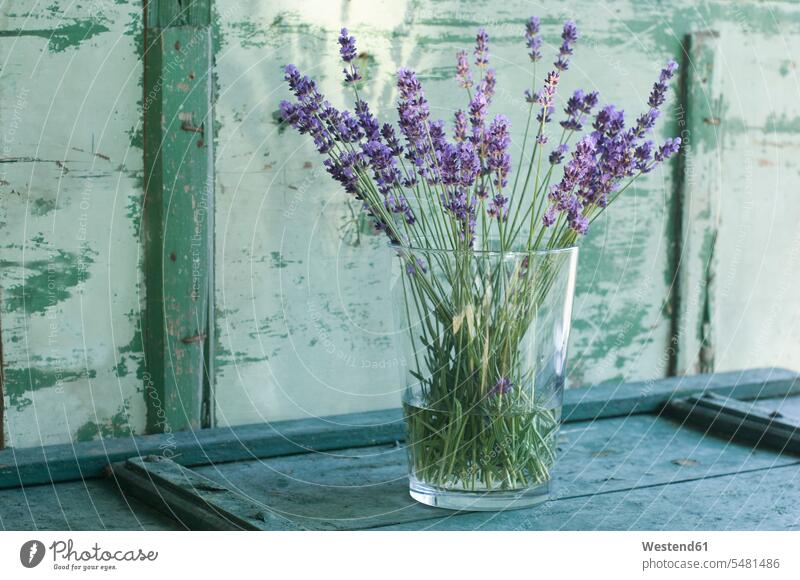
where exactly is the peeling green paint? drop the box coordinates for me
[0,18,111,53]
[3,247,95,315]
[75,405,132,442]
[3,367,98,411]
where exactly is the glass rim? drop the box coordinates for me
[389,242,579,257]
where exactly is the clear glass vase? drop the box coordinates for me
[391,243,578,511]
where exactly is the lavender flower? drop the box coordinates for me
[648,59,678,108]
[396,68,432,173]
[549,143,568,165]
[488,194,509,221]
[475,28,490,68]
[654,137,681,162]
[338,28,362,84]
[280,21,682,249]
[561,89,599,131]
[456,50,473,89]
[338,28,357,62]
[480,68,497,103]
[525,16,542,62]
[554,20,578,71]
[489,377,513,396]
[538,71,560,110]
[453,110,468,142]
[544,134,597,232]
[406,257,428,276]
[487,115,511,188]
[468,90,488,146]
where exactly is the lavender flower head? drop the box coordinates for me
[490,377,514,396]
[338,28,362,83]
[456,50,473,89]
[487,115,511,189]
[475,28,490,68]
[280,19,682,248]
[555,20,578,71]
[525,16,542,62]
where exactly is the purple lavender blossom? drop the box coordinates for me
[544,134,597,232]
[648,59,678,108]
[488,194,509,221]
[475,28,490,68]
[538,71,560,110]
[456,50,473,89]
[654,137,681,162]
[634,140,654,171]
[338,28,362,83]
[554,20,578,71]
[561,89,599,131]
[480,69,497,103]
[443,191,478,245]
[487,115,511,188]
[338,28,357,62]
[549,143,568,165]
[489,377,514,396]
[381,123,403,156]
[468,90,488,147]
[525,16,542,62]
[406,257,428,276]
[453,110,468,142]
[396,68,432,174]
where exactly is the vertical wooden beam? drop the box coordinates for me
[143,0,214,432]
[670,31,723,376]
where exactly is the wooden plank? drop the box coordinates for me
[142,20,214,432]
[1,368,796,489]
[0,408,404,490]
[562,367,800,422]
[0,479,179,531]
[109,456,300,530]
[379,463,800,530]
[146,0,212,28]
[186,410,800,530]
[665,393,800,455]
[670,31,723,375]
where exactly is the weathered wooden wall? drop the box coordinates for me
[0,0,147,446]
[2,0,800,446]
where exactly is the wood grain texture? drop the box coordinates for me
[671,31,723,376]
[0,0,148,447]
[1,367,795,489]
[187,407,800,529]
[146,0,212,28]
[142,24,214,432]
[379,463,800,530]
[0,479,179,531]
[110,455,300,530]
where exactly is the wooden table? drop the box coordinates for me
[2,369,799,531]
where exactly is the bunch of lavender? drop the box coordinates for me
[281,21,680,493]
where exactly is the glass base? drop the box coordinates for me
[409,476,550,511]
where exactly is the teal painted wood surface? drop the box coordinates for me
[126,392,800,530]
[2,368,793,489]
[380,464,800,530]
[672,31,723,375]
[110,455,300,530]
[142,7,214,432]
[0,479,179,531]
